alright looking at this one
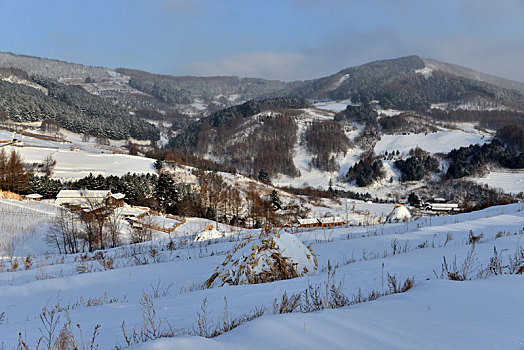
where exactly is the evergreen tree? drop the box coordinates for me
[408,193,420,207]
[205,206,216,220]
[154,159,165,173]
[270,190,282,211]
[153,173,179,212]
[28,175,62,198]
[257,168,271,185]
[328,178,334,193]
[92,174,107,190]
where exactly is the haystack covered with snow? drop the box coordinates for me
[194,225,224,241]
[205,230,317,288]
[387,204,412,222]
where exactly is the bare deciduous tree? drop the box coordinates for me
[47,207,80,254]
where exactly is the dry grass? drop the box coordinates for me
[205,229,317,288]
[0,200,55,260]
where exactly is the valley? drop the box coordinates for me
[0,51,522,349]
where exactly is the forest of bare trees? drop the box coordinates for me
[430,108,524,130]
[303,120,351,172]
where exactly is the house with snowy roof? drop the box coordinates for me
[318,217,345,228]
[55,189,125,209]
[297,217,345,228]
[297,218,320,228]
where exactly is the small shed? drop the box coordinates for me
[106,192,126,207]
[430,203,460,212]
[25,193,43,201]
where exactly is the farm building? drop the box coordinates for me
[55,189,125,209]
[297,217,345,228]
[318,217,344,228]
[25,193,42,201]
[429,203,460,212]
[297,218,319,228]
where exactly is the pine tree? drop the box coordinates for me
[270,190,282,211]
[28,175,61,198]
[154,173,178,212]
[257,168,271,185]
[205,206,216,220]
[154,159,164,173]
[408,193,420,207]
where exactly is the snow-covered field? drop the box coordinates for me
[144,276,524,350]
[0,128,156,179]
[472,170,524,195]
[313,99,353,113]
[7,145,155,179]
[374,130,490,156]
[1,200,523,349]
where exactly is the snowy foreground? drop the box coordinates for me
[141,277,524,350]
[1,202,524,349]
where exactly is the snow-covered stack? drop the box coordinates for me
[205,230,317,288]
[387,204,412,223]
[194,225,224,241]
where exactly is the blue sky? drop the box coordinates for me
[0,0,522,82]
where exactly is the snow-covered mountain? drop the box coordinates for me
[0,52,523,199]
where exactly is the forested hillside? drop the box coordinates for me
[0,52,522,150]
[116,68,288,105]
[169,97,309,177]
[0,52,115,79]
[275,55,524,111]
[0,77,159,140]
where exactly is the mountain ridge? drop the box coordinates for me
[0,52,522,146]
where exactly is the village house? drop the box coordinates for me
[318,217,344,228]
[25,193,43,201]
[297,218,319,228]
[297,217,345,228]
[55,189,126,211]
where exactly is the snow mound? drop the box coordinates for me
[194,225,224,241]
[205,230,317,288]
[387,204,412,222]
